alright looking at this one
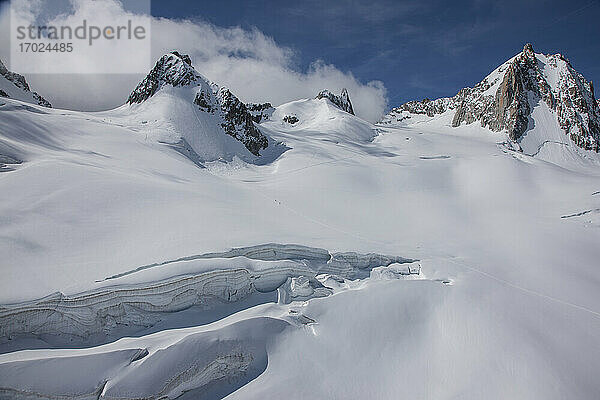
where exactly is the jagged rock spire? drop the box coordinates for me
[316,89,355,115]
[523,43,535,56]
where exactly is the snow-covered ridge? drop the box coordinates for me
[0,60,51,108]
[382,43,600,152]
[0,244,416,347]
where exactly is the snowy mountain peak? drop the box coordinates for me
[316,88,355,115]
[124,51,277,160]
[127,52,201,104]
[0,60,51,107]
[382,43,600,153]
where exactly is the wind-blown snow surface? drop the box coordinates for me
[1,94,600,399]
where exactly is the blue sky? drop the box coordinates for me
[152,0,600,108]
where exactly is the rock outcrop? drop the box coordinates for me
[0,60,51,107]
[216,88,268,156]
[246,102,275,123]
[316,88,355,115]
[382,44,600,151]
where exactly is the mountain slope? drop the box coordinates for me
[122,51,284,163]
[0,60,51,107]
[382,44,600,154]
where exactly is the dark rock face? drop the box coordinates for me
[193,89,214,113]
[552,59,600,151]
[316,89,355,115]
[447,44,550,141]
[492,62,530,140]
[383,44,600,152]
[246,102,275,123]
[217,89,268,156]
[128,51,270,157]
[0,60,51,107]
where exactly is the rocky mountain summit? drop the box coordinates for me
[316,89,355,115]
[382,44,600,152]
[0,60,51,107]
[128,51,268,156]
[127,51,197,104]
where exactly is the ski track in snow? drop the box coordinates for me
[443,257,600,319]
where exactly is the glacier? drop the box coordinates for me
[1,43,600,399]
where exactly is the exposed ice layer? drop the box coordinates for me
[0,264,425,400]
[277,276,333,304]
[103,243,414,282]
[0,269,254,346]
[201,243,332,262]
[370,262,422,280]
[0,244,415,345]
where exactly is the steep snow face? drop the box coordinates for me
[123,52,281,163]
[382,44,600,154]
[315,88,355,115]
[0,60,51,107]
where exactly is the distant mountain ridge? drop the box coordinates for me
[382,44,600,152]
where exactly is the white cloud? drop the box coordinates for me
[0,0,387,122]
